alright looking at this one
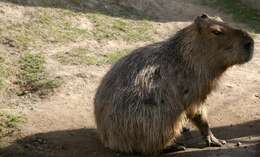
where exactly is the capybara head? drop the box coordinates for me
[192,14,254,68]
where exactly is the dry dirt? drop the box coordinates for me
[0,0,260,157]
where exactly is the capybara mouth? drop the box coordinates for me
[246,50,254,62]
[237,50,253,65]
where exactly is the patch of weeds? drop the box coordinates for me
[0,0,154,50]
[80,0,154,42]
[0,66,6,89]
[16,32,29,49]
[35,10,90,43]
[0,22,25,49]
[104,49,129,63]
[199,0,260,32]
[56,48,130,65]
[87,13,154,42]
[2,24,33,50]
[0,56,10,89]
[17,53,62,95]
[56,48,104,65]
[83,0,149,19]
[1,9,91,50]
[0,112,24,138]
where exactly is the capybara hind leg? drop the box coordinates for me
[188,111,226,147]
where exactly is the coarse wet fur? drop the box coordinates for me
[94,14,254,155]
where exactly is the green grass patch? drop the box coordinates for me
[56,48,104,65]
[104,49,129,63]
[0,0,155,51]
[35,10,90,42]
[0,56,10,89]
[17,53,62,95]
[0,9,91,50]
[199,0,260,32]
[0,64,7,89]
[87,13,153,42]
[56,48,130,65]
[0,112,24,138]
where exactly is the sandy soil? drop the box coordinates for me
[0,0,260,157]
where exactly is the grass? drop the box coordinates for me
[0,0,154,51]
[35,10,90,42]
[86,13,153,42]
[200,0,260,32]
[0,8,91,50]
[56,48,130,65]
[17,53,62,95]
[105,49,130,63]
[1,9,90,50]
[56,48,104,65]
[0,0,154,97]
[0,55,10,90]
[0,112,24,138]
[0,46,22,92]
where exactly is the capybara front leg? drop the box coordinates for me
[189,112,226,147]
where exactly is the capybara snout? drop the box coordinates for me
[233,29,254,63]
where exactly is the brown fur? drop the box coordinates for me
[94,14,254,155]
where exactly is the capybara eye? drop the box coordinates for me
[212,30,224,36]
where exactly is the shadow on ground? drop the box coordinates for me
[0,0,199,22]
[1,120,260,157]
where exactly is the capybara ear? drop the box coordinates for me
[209,24,224,36]
[195,13,209,32]
[213,16,224,22]
[200,13,209,19]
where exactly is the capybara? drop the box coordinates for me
[94,14,254,155]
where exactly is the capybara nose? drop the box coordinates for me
[243,38,254,53]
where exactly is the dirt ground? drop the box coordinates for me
[0,0,260,157]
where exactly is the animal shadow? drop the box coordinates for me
[1,119,260,157]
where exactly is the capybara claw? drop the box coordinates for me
[206,134,226,147]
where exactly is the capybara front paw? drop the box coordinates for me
[205,134,226,147]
